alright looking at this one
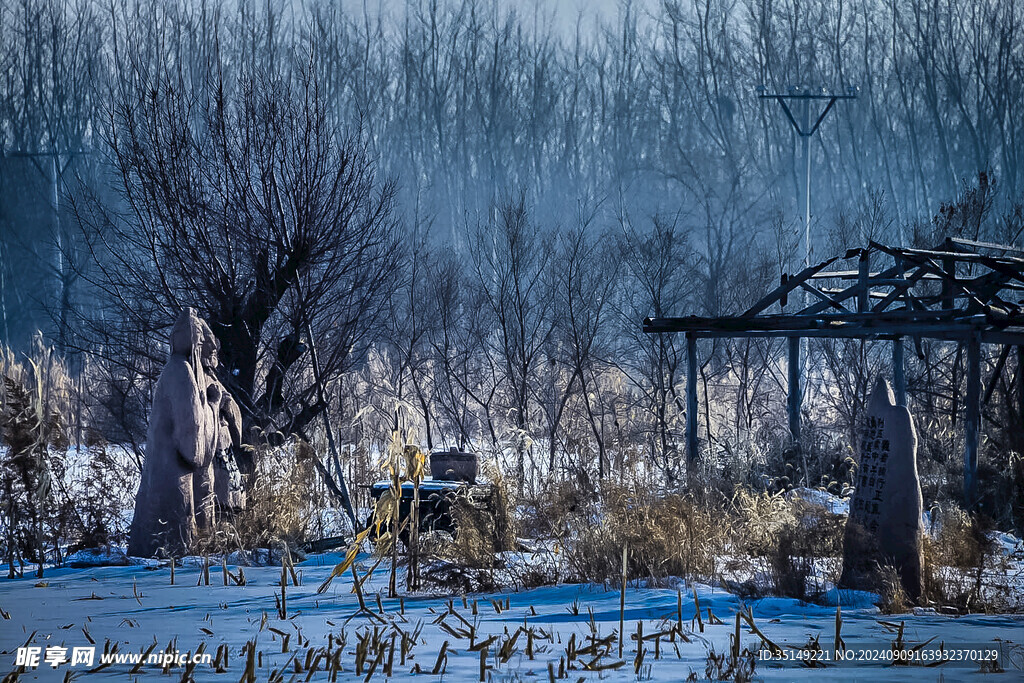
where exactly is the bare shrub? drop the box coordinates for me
[560,483,727,584]
[203,437,324,557]
[731,491,845,600]
[923,504,1021,612]
[69,434,138,550]
[518,478,596,539]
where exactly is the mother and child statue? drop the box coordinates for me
[128,308,247,557]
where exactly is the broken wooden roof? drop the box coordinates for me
[644,238,1024,345]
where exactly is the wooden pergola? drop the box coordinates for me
[644,238,1024,507]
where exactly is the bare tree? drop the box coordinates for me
[553,219,621,478]
[426,250,503,450]
[471,196,555,492]
[75,31,401,443]
[616,215,693,483]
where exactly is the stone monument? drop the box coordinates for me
[840,376,924,600]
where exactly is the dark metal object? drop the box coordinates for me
[303,535,349,553]
[756,86,857,271]
[430,447,479,483]
[365,480,496,544]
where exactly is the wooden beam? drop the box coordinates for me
[982,345,1011,405]
[822,288,890,299]
[892,260,907,408]
[941,242,956,310]
[742,256,840,318]
[869,243,995,313]
[964,335,981,509]
[869,267,930,313]
[801,260,906,316]
[643,325,1024,344]
[916,255,992,312]
[788,337,801,445]
[905,246,1024,266]
[646,309,983,333]
[808,270,942,280]
[950,237,1024,255]
[686,334,699,470]
[798,281,851,312]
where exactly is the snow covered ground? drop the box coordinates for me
[1,549,1022,682]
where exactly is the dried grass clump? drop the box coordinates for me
[205,436,322,556]
[926,504,989,569]
[415,466,517,593]
[560,483,727,584]
[922,504,1021,612]
[518,478,596,538]
[730,490,845,600]
[0,339,72,575]
[448,465,517,570]
[877,564,910,614]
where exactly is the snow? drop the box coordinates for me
[1,551,1022,681]
[63,548,129,568]
[991,532,1024,560]
[369,479,477,492]
[787,487,850,516]
[819,588,880,609]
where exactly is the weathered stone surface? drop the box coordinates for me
[840,376,924,600]
[197,320,246,518]
[128,308,213,557]
[212,392,245,514]
[193,320,224,530]
[187,318,248,528]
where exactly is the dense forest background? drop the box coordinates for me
[1,0,1022,530]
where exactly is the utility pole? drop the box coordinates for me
[757,86,857,269]
[757,85,856,472]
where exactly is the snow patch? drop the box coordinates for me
[819,588,880,609]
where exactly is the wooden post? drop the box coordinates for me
[964,335,981,508]
[686,333,699,469]
[891,250,907,408]
[941,238,955,310]
[857,250,870,313]
[893,336,906,407]
[787,336,801,444]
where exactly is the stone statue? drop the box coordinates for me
[128,308,214,557]
[213,392,245,514]
[840,376,924,601]
[193,320,245,527]
[192,320,221,531]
